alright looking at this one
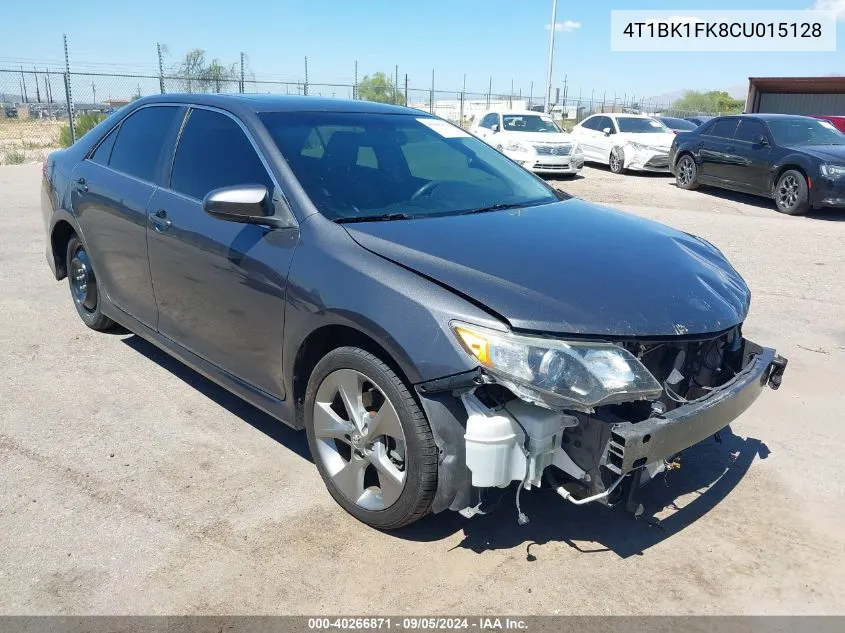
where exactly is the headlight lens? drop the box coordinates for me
[452,323,663,409]
[820,164,845,178]
[504,140,530,152]
[630,142,658,152]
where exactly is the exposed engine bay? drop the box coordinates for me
[450,326,788,522]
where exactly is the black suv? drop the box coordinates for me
[669,113,845,215]
[42,94,786,529]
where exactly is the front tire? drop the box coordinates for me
[304,347,438,529]
[66,236,115,331]
[609,147,625,174]
[675,154,699,190]
[774,170,809,215]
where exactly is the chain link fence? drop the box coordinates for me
[0,42,730,165]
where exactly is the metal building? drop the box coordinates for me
[745,77,845,116]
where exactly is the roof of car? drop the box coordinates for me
[715,113,820,121]
[133,93,427,116]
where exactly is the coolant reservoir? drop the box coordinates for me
[463,394,521,488]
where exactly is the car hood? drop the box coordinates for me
[618,132,675,150]
[784,144,845,162]
[343,199,750,337]
[502,131,574,144]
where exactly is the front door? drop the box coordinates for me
[146,107,298,399]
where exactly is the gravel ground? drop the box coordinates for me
[1,163,843,614]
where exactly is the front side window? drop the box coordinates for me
[109,106,181,182]
[502,114,562,133]
[170,108,273,201]
[480,113,500,129]
[616,117,668,133]
[259,112,558,222]
[768,118,845,146]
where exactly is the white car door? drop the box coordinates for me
[593,116,617,164]
[572,119,596,160]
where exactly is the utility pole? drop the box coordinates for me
[63,34,76,144]
[91,82,96,106]
[510,78,514,108]
[353,61,358,100]
[240,52,245,93]
[33,67,41,103]
[430,69,434,114]
[529,81,533,109]
[394,64,399,104]
[304,56,309,96]
[460,73,466,126]
[544,0,558,113]
[404,73,408,107]
[157,43,165,94]
[487,76,492,109]
[20,67,28,103]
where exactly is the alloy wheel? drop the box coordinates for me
[610,150,622,172]
[312,368,407,511]
[777,175,800,210]
[678,157,694,186]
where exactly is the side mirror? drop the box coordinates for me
[491,123,499,132]
[203,185,272,224]
[602,127,612,136]
[755,134,769,146]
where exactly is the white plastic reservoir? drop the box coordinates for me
[463,394,522,488]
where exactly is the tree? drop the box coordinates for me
[59,112,106,148]
[671,90,744,115]
[356,72,404,104]
[172,48,238,93]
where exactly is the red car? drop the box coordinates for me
[811,115,845,134]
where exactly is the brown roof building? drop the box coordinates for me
[745,76,845,116]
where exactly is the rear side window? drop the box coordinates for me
[109,106,180,182]
[708,119,740,139]
[90,127,118,165]
[170,108,273,201]
[734,119,767,143]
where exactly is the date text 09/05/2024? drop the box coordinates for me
[622,21,823,39]
[307,618,528,631]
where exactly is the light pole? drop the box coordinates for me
[544,0,558,113]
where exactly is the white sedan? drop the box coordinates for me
[469,110,584,176]
[570,113,675,174]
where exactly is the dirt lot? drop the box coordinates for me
[1,163,843,614]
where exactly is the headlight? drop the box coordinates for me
[820,164,845,178]
[504,140,530,152]
[629,142,658,152]
[452,323,663,409]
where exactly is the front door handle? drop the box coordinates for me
[74,177,88,193]
[149,209,172,232]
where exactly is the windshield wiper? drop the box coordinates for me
[335,212,415,224]
[459,200,549,216]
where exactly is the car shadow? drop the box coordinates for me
[669,182,845,221]
[395,426,768,559]
[120,334,313,462]
[587,163,673,179]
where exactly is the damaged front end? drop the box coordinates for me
[417,323,787,521]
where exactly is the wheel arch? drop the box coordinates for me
[770,162,810,195]
[50,218,77,280]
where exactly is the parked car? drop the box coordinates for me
[42,95,787,529]
[469,110,584,176]
[658,116,698,134]
[684,116,713,126]
[669,113,845,215]
[811,114,845,134]
[570,113,675,173]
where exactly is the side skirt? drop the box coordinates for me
[101,300,298,429]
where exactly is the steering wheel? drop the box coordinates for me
[410,180,441,200]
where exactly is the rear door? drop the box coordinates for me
[70,105,183,328]
[697,118,739,182]
[146,106,298,398]
[729,118,774,194]
[592,116,617,163]
[574,116,601,160]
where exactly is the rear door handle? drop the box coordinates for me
[149,209,172,232]
[74,177,88,193]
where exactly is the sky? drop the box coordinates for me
[1,0,844,101]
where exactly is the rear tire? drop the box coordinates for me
[774,169,810,216]
[675,154,699,190]
[304,346,438,530]
[609,147,625,174]
[65,236,115,331]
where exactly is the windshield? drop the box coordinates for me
[258,112,559,222]
[768,118,845,146]
[501,114,562,133]
[616,117,669,133]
